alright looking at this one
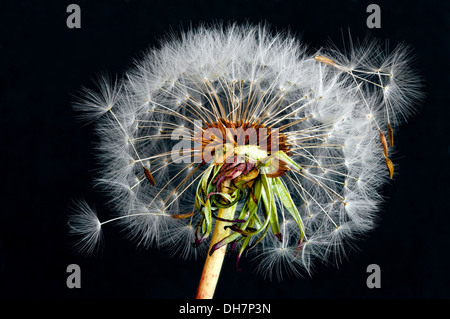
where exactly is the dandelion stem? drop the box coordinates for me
[196,180,233,299]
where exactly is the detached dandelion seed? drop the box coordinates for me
[68,200,103,255]
[71,23,421,298]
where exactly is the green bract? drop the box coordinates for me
[194,149,306,268]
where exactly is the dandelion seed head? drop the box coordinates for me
[71,23,421,278]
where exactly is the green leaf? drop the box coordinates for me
[202,199,213,239]
[276,151,303,172]
[238,178,262,229]
[202,164,215,195]
[210,231,242,252]
[261,174,281,239]
[233,168,259,188]
[199,217,206,237]
[236,196,250,221]
[260,150,303,173]
[211,190,240,208]
[195,193,202,213]
[247,213,271,248]
[234,175,272,237]
[272,177,305,241]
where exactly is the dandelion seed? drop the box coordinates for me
[71,23,421,298]
[68,200,102,255]
[143,165,156,186]
[388,122,394,147]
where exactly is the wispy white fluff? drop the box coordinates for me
[68,200,102,255]
[73,75,122,124]
[71,23,420,278]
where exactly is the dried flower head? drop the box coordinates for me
[69,23,420,296]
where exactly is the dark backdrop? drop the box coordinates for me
[0,0,449,301]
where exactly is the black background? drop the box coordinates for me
[0,0,449,301]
